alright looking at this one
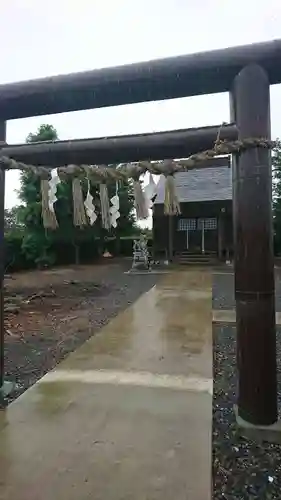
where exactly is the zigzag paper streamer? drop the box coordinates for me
[110,182,120,228]
[144,173,157,209]
[84,179,97,225]
[48,168,61,212]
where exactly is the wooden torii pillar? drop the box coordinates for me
[230,64,277,426]
[0,121,6,392]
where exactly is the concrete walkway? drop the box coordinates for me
[0,269,212,500]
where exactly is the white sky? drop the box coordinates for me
[1,0,281,209]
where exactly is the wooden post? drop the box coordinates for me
[168,215,174,262]
[218,212,223,260]
[231,65,277,425]
[0,121,6,390]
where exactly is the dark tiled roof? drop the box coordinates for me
[154,165,232,204]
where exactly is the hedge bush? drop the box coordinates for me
[4,232,147,273]
[5,231,31,272]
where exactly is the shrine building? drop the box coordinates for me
[152,157,233,262]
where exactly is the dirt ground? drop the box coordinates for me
[3,260,158,405]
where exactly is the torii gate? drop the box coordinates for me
[0,38,280,431]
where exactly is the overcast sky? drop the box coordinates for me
[2,0,281,208]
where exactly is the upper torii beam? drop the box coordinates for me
[0,39,281,119]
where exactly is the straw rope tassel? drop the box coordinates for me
[72,178,87,227]
[99,183,111,230]
[164,175,181,215]
[40,179,58,229]
[133,178,149,220]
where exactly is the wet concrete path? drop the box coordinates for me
[0,269,212,500]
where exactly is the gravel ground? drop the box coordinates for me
[2,261,158,406]
[213,270,281,499]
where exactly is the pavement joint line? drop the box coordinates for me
[39,369,213,395]
[212,271,234,275]
[212,309,281,325]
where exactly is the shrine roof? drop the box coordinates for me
[154,161,232,204]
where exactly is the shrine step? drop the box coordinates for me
[175,252,218,266]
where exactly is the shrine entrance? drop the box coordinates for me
[0,38,280,433]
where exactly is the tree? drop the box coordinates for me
[18,124,59,267]
[18,124,136,267]
[273,140,281,254]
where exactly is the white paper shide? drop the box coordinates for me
[144,173,157,209]
[110,183,120,228]
[48,168,61,212]
[84,180,97,225]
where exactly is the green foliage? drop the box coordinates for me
[18,124,136,267]
[4,207,21,232]
[4,207,27,271]
[26,124,58,143]
[273,140,281,254]
[141,227,152,238]
[4,231,29,272]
